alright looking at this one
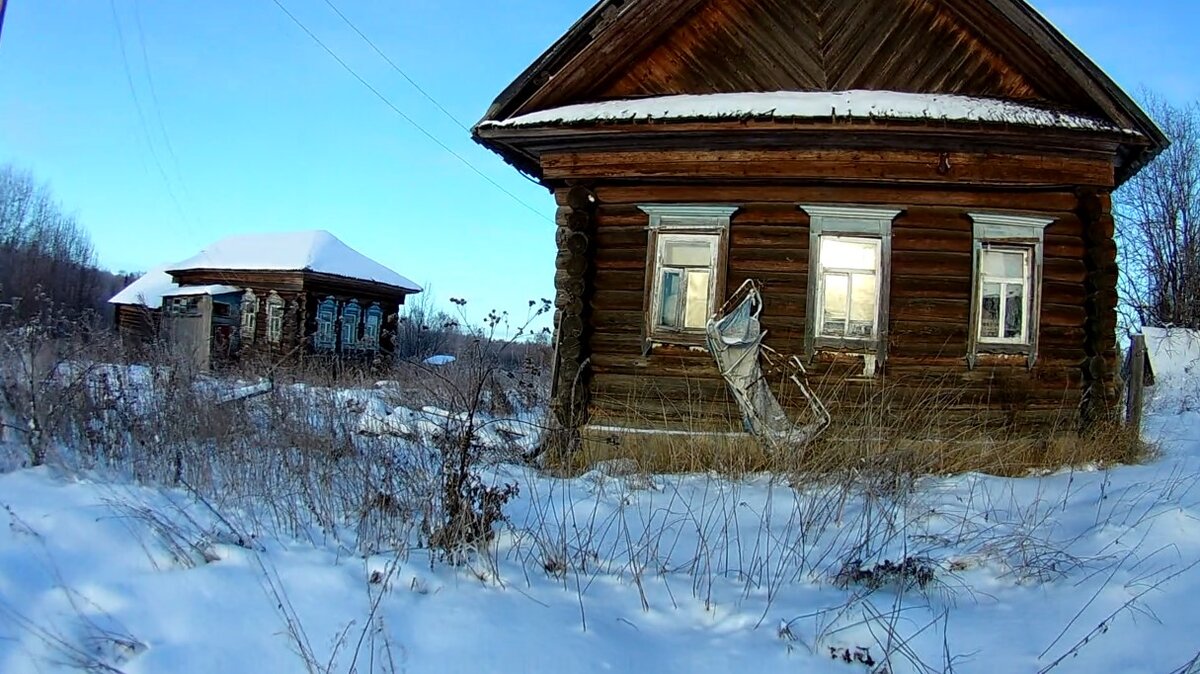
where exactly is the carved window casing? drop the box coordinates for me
[967,213,1053,369]
[315,297,337,352]
[265,292,285,344]
[638,205,737,348]
[240,289,259,343]
[363,303,384,351]
[341,300,362,350]
[800,205,899,372]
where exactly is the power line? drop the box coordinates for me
[317,0,470,133]
[267,0,552,224]
[108,0,192,230]
[131,0,192,207]
[314,0,547,190]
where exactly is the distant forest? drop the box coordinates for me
[0,164,134,323]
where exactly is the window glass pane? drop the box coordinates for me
[821,273,848,337]
[980,282,1002,338]
[1004,284,1025,339]
[662,238,713,267]
[983,249,1025,278]
[822,237,877,271]
[658,270,682,328]
[683,269,711,329]
[848,272,877,338]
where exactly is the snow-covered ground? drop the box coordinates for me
[1,373,1198,672]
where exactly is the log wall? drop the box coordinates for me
[558,183,1111,437]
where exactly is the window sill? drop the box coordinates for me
[974,342,1032,355]
[813,338,879,353]
[648,330,708,348]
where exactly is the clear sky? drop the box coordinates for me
[1,0,1198,328]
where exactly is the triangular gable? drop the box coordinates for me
[598,0,1042,104]
[480,0,1165,177]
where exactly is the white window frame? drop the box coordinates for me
[976,246,1032,346]
[814,236,884,342]
[800,205,899,367]
[240,289,258,343]
[363,303,384,351]
[314,297,338,352]
[638,205,738,349]
[265,292,285,345]
[341,300,362,351]
[967,213,1054,369]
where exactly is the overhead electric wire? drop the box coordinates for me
[317,0,471,133]
[109,0,193,230]
[267,0,553,224]
[314,0,545,189]
[131,0,192,206]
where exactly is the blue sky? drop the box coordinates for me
[1,0,1197,327]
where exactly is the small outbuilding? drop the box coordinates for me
[110,230,421,369]
[473,0,1169,448]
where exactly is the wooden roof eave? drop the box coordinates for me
[477,117,1143,178]
[471,131,546,183]
[959,0,1168,180]
[166,267,418,299]
[481,0,620,123]
[476,0,1168,184]
[301,270,419,299]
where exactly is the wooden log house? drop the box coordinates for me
[473,0,1168,446]
[110,230,421,369]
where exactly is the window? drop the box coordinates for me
[968,213,1053,367]
[638,205,738,346]
[977,247,1031,344]
[654,234,719,330]
[363,303,384,351]
[816,237,881,340]
[315,297,337,352]
[240,290,259,343]
[800,205,899,366]
[167,297,200,317]
[341,300,362,350]
[266,292,285,344]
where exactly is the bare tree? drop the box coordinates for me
[1116,94,1200,330]
[0,164,127,322]
[392,288,458,361]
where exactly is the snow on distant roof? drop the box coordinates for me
[108,267,242,308]
[161,285,241,298]
[1144,327,1200,384]
[108,266,178,309]
[483,90,1128,133]
[167,230,422,293]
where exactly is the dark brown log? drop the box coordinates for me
[567,185,599,212]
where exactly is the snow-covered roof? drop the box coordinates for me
[108,266,179,309]
[108,267,242,309]
[167,230,422,293]
[161,285,242,299]
[1144,327,1200,384]
[482,91,1129,133]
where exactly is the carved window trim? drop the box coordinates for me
[638,205,738,350]
[799,204,900,371]
[240,289,259,343]
[363,303,384,351]
[341,300,362,351]
[315,297,338,352]
[265,292,286,344]
[967,213,1054,369]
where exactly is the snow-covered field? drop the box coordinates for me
[1,370,1199,673]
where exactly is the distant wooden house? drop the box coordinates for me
[473,0,1168,445]
[110,230,421,369]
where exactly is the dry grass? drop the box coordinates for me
[548,373,1150,478]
